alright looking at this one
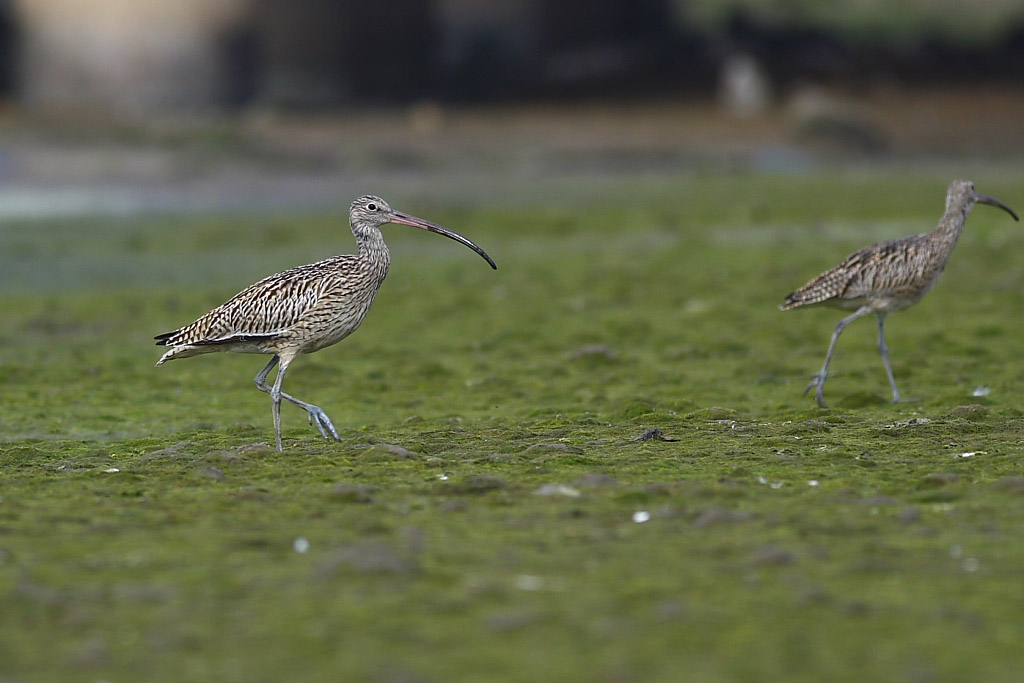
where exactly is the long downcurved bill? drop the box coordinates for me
[977,194,1020,222]
[389,210,498,269]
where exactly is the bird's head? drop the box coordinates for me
[349,194,497,269]
[945,179,975,212]
[946,179,1019,221]
[350,195,395,228]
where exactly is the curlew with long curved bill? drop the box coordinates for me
[156,195,497,451]
[781,179,1018,408]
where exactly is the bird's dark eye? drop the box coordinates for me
[367,203,377,211]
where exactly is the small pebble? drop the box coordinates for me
[632,510,651,523]
[514,574,543,591]
[104,467,120,474]
[633,428,678,442]
[808,480,820,487]
[972,386,991,397]
[534,484,581,498]
[293,537,310,554]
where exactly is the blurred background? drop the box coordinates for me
[0,0,1022,218]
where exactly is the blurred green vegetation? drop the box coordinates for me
[3,171,1024,681]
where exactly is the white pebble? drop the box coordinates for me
[808,480,820,487]
[514,574,543,591]
[972,386,991,397]
[293,536,310,554]
[632,510,651,524]
[534,484,581,498]
[104,467,120,474]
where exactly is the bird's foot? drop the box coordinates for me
[893,395,921,404]
[305,404,341,441]
[802,373,829,409]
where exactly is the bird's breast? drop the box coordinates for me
[295,271,387,353]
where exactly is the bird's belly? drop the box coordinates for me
[303,322,359,353]
[836,269,940,313]
[226,342,275,355]
[831,290,926,314]
[298,297,377,353]
[876,278,939,312]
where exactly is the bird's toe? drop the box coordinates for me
[802,374,823,397]
[305,405,340,441]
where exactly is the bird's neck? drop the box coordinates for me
[929,202,972,253]
[353,225,391,278]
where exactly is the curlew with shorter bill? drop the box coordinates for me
[156,195,497,451]
[781,179,1018,408]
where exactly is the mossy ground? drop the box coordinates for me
[3,171,1024,681]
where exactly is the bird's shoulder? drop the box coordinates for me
[220,255,360,301]
[836,234,933,283]
[845,233,925,266]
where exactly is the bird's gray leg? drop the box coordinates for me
[254,356,341,446]
[804,308,871,408]
[254,356,279,391]
[876,314,905,403]
[269,357,288,452]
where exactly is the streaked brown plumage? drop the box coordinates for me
[156,195,497,451]
[781,179,1018,408]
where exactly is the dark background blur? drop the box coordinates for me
[0,0,1022,216]
[4,0,1024,110]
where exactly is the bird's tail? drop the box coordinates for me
[155,345,214,366]
[779,292,802,310]
[779,279,837,310]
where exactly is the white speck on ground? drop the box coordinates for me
[514,575,543,591]
[534,484,581,497]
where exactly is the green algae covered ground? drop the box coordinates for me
[3,171,1024,681]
